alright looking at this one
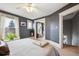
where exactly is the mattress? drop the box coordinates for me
[7,38,59,56]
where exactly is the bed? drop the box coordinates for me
[7,38,59,56]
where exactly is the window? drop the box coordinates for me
[3,17,16,39]
[27,20,33,29]
[0,13,19,41]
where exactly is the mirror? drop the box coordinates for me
[36,22,44,38]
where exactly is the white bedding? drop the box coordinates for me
[7,38,59,56]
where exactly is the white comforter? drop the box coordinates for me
[7,38,59,56]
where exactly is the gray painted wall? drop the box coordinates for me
[72,12,79,46]
[19,17,34,39]
[45,14,59,43]
[45,4,78,43]
[63,19,72,45]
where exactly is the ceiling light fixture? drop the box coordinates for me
[18,3,34,12]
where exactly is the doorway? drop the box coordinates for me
[63,11,79,47]
[59,4,79,48]
[36,22,44,38]
[34,18,45,40]
[59,4,79,56]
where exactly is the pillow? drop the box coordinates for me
[33,40,49,47]
[0,41,6,47]
[0,41,8,47]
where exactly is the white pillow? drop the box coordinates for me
[0,41,6,47]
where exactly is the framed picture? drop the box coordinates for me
[20,22,26,26]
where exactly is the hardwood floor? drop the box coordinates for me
[57,44,79,56]
[30,37,79,56]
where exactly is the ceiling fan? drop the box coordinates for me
[17,3,36,12]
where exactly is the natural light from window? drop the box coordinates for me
[27,20,32,29]
[4,17,15,28]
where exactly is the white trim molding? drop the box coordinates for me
[34,18,46,40]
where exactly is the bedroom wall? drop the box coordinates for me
[63,19,72,45]
[0,10,34,39]
[45,4,78,43]
[19,17,34,39]
[72,12,79,46]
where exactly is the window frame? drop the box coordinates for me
[0,12,20,40]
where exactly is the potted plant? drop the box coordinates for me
[4,32,16,41]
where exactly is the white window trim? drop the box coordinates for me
[0,12,20,40]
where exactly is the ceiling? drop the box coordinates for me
[0,3,68,19]
[64,11,78,20]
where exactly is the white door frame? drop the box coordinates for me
[59,4,79,48]
[34,18,45,40]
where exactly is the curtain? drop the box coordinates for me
[0,13,19,40]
